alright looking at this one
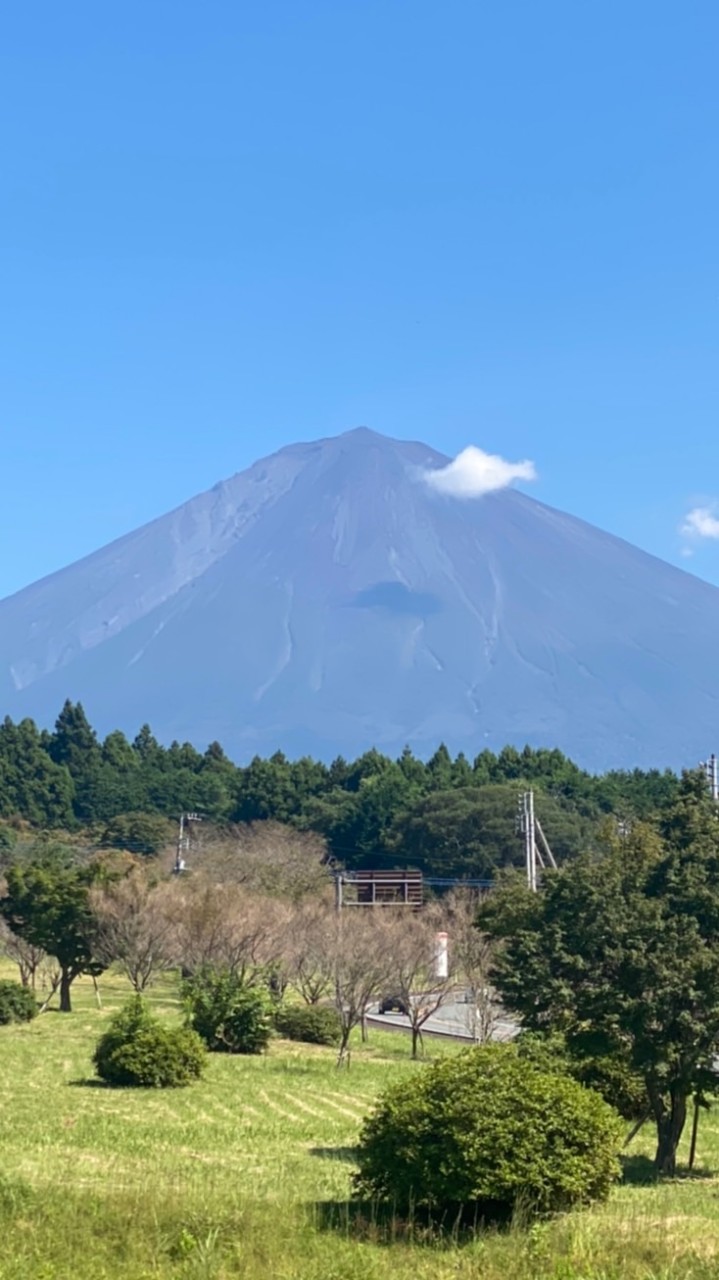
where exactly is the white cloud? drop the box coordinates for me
[680,507,719,541]
[422,445,537,498]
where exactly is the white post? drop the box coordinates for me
[433,931,449,980]
[524,791,537,892]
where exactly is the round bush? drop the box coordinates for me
[183,970,273,1055]
[0,979,38,1025]
[274,1003,341,1046]
[517,1030,649,1122]
[94,996,206,1088]
[354,1045,622,1218]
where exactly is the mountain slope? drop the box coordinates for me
[1,427,717,770]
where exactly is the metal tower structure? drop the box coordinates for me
[518,790,557,891]
[173,812,203,874]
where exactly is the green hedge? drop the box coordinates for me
[274,1003,341,1046]
[183,970,273,1055]
[354,1044,622,1218]
[94,996,206,1088]
[0,980,37,1026]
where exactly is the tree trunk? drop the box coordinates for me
[411,1024,423,1059]
[653,1088,687,1176]
[336,1025,352,1068]
[59,968,73,1013]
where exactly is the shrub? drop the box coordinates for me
[274,1003,341,1046]
[183,969,273,1055]
[0,979,37,1025]
[93,996,206,1087]
[354,1044,622,1218]
[99,812,171,856]
[517,1030,649,1122]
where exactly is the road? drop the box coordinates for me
[366,995,519,1044]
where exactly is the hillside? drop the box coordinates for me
[1,428,718,769]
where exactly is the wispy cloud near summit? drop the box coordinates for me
[422,445,537,499]
[680,507,719,542]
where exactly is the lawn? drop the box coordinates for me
[2,968,719,1279]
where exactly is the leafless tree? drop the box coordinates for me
[90,872,176,992]
[37,956,63,1013]
[284,898,335,1004]
[167,877,289,985]
[0,918,47,989]
[445,889,499,1044]
[320,911,394,1066]
[189,822,330,902]
[383,907,456,1058]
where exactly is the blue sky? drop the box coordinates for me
[2,1,718,597]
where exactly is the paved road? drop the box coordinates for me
[366,996,519,1043]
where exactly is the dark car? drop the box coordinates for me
[378,994,409,1015]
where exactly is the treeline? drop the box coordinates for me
[0,700,682,877]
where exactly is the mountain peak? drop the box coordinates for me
[1,428,718,771]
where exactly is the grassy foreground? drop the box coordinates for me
[2,970,719,1278]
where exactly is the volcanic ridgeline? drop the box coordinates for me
[1,427,717,770]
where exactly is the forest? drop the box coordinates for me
[0,699,684,878]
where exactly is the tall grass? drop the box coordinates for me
[1,966,718,1278]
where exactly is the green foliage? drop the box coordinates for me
[274,1002,341,1046]
[0,979,37,1025]
[480,777,719,1174]
[0,825,16,852]
[93,995,206,1087]
[354,1045,622,1217]
[0,852,105,1011]
[516,1031,649,1122]
[99,811,171,856]
[387,783,592,878]
[183,969,273,1054]
[0,702,687,887]
[0,716,75,828]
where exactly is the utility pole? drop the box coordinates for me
[518,790,557,891]
[174,812,202,874]
[518,790,537,891]
[703,754,718,803]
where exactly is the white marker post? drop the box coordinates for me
[433,931,449,980]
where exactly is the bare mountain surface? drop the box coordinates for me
[1,427,718,770]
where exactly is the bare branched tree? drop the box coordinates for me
[90,872,176,992]
[320,911,394,1066]
[167,877,289,985]
[445,888,499,1044]
[0,917,47,989]
[36,954,62,1013]
[383,907,456,1058]
[189,822,330,902]
[285,898,335,1004]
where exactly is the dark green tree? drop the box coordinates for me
[99,812,172,856]
[49,700,100,776]
[480,778,719,1175]
[302,764,420,867]
[390,783,590,878]
[0,853,104,1011]
[0,717,75,827]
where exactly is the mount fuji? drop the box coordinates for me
[1,427,717,770]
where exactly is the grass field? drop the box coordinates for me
[2,969,719,1279]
